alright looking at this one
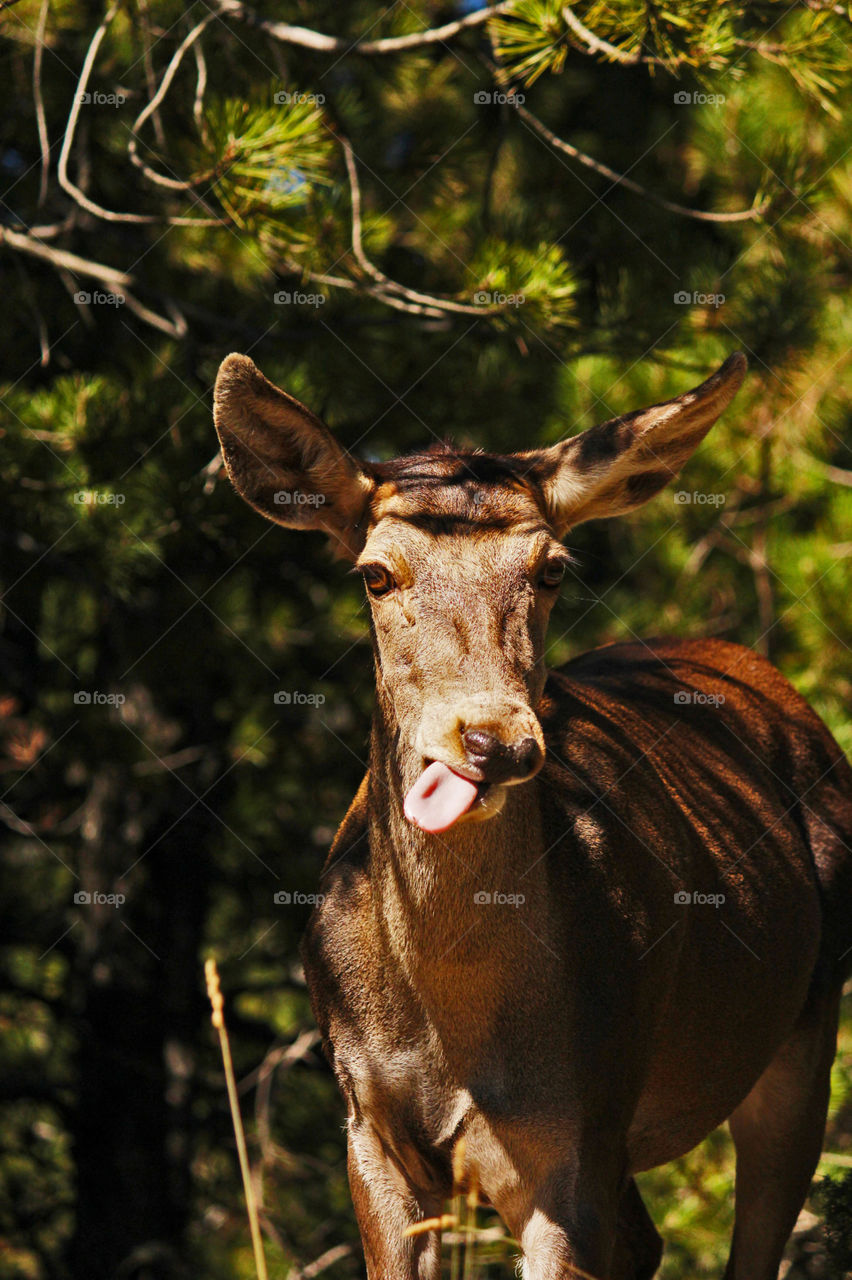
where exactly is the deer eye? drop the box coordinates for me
[362,566,396,598]
[538,559,566,589]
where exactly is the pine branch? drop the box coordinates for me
[561,5,654,65]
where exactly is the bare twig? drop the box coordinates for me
[288,1244,356,1280]
[0,798,87,836]
[213,0,511,54]
[11,250,51,366]
[562,5,650,65]
[0,801,50,836]
[200,452,224,494]
[247,1028,320,1225]
[33,0,50,207]
[137,0,167,148]
[0,225,188,338]
[26,220,71,238]
[340,138,491,318]
[57,2,219,225]
[513,97,768,223]
[133,747,209,776]
[192,38,209,142]
[57,265,93,326]
[128,11,219,191]
[802,0,850,16]
[0,225,133,289]
[122,294,188,338]
[271,144,490,320]
[57,3,152,222]
[239,1028,319,1095]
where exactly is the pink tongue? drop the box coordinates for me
[404,761,479,833]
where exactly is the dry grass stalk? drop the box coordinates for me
[205,956,269,1280]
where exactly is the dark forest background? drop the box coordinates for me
[1,1,851,1277]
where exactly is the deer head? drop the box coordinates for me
[214,352,746,834]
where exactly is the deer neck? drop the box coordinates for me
[365,678,545,969]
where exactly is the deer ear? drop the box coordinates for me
[213,354,374,560]
[522,353,747,536]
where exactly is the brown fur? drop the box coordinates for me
[213,352,852,1280]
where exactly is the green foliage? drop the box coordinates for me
[468,237,578,328]
[492,1,573,84]
[204,96,333,232]
[494,0,852,103]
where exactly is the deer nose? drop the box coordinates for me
[461,728,543,784]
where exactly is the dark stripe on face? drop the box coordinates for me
[369,447,531,486]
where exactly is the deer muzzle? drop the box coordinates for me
[404,695,546,833]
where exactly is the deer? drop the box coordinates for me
[213,349,852,1280]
